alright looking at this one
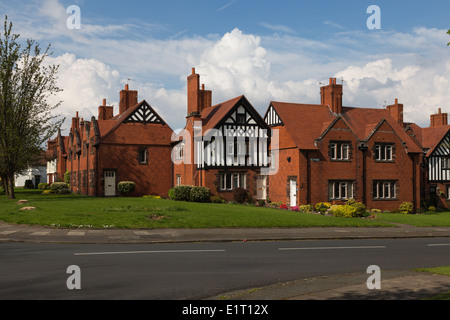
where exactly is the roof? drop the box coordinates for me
[270,102,422,153]
[269,102,335,150]
[420,125,450,156]
[200,95,244,132]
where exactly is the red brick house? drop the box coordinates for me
[264,78,423,211]
[172,68,272,201]
[48,85,174,197]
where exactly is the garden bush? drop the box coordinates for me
[51,182,69,192]
[346,200,367,217]
[400,202,414,214]
[331,205,358,218]
[211,195,226,203]
[171,185,193,202]
[298,204,313,213]
[190,186,211,203]
[315,202,331,214]
[38,183,50,190]
[233,187,249,204]
[428,206,437,212]
[117,181,136,196]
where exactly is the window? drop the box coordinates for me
[237,113,246,124]
[138,149,148,164]
[220,173,246,191]
[330,142,350,161]
[375,144,394,162]
[329,181,354,200]
[443,158,450,170]
[175,144,184,161]
[176,175,182,187]
[373,181,397,200]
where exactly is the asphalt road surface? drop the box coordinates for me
[1,238,449,300]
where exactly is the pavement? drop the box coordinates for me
[1,221,450,300]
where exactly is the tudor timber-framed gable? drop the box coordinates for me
[427,129,450,182]
[122,100,166,125]
[198,96,271,169]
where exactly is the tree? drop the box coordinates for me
[0,16,63,199]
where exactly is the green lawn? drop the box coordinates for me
[0,189,393,229]
[377,212,450,227]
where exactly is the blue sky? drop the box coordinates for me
[1,0,449,132]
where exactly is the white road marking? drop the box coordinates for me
[279,246,386,251]
[427,243,450,247]
[74,249,226,256]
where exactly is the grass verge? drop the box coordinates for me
[0,189,394,229]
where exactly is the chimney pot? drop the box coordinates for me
[125,84,129,91]
[103,99,107,106]
[192,67,196,75]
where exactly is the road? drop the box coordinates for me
[1,238,449,300]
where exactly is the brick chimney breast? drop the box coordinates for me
[321,78,343,114]
[387,98,404,126]
[119,84,138,115]
[430,108,448,127]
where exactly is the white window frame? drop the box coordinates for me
[330,142,350,161]
[375,144,394,162]
[373,181,397,200]
[329,181,354,200]
[220,173,247,191]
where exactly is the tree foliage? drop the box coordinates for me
[0,16,63,199]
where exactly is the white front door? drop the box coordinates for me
[290,180,297,206]
[256,175,267,200]
[104,171,116,197]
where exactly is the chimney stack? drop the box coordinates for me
[98,98,114,121]
[119,84,138,115]
[71,111,80,133]
[321,78,343,114]
[387,98,404,127]
[187,68,212,118]
[430,108,448,127]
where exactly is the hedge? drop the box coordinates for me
[169,185,211,203]
[117,181,136,195]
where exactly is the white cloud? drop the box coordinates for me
[44,53,122,134]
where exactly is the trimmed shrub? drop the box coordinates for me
[428,206,437,212]
[233,187,249,204]
[117,181,136,196]
[315,202,331,214]
[24,180,35,189]
[400,202,414,214]
[171,185,193,202]
[347,200,367,217]
[51,182,69,192]
[190,186,211,203]
[298,204,313,213]
[38,183,50,191]
[331,205,358,218]
[211,195,226,203]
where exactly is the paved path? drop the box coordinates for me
[1,221,450,244]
